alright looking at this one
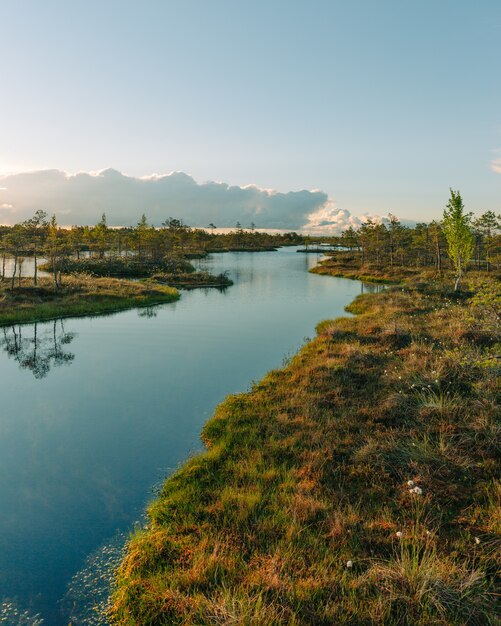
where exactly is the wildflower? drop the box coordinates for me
[407,480,415,487]
[346,560,353,568]
[396,531,403,539]
[475,537,481,545]
[410,486,423,496]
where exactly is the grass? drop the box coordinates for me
[109,272,500,625]
[310,252,437,284]
[151,271,233,288]
[39,256,195,278]
[0,275,179,326]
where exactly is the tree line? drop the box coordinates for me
[0,213,302,289]
[332,191,499,288]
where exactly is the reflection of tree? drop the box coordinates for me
[137,306,158,318]
[0,319,76,378]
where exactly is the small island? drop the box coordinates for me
[0,275,179,327]
[0,213,304,325]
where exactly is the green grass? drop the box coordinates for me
[151,271,233,288]
[0,275,179,326]
[309,252,435,284]
[109,273,500,625]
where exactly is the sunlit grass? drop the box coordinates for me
[0,275,179,326]
[109,274,500,625]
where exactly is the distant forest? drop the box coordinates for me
[0,213,302,287]
[324,209,501,272]
[1,202,500,288]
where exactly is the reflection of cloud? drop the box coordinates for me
[0,168,329,230]
[491,157,501,174]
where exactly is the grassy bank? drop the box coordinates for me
[206,246,278,253]
[310,253,428,284]
[0,275,179,326]
[151,271,233,289]
[110,272,500,624]
[39,256,195,278]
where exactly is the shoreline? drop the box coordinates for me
[109,266,499,624]
[0,277,180,327]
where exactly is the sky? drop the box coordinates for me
[0,0,500,232]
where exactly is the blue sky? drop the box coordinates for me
[0,0,499,229]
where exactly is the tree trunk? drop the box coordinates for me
[52,257,59,289]
[436,240,441,271]
[11,255,17,289]
[454,259,462,291]
[34,246,38,286]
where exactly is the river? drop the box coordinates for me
[0,248,375,624]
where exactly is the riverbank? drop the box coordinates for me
[310,253,425,283]
[151,271,233,289]
[0,276,179,326]
[109,271,500,624]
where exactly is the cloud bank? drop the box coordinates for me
[0,169,332,230]
[0,168,402,235]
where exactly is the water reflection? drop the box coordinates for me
[360,282,386,294]
[0,320,76,378]
[0,248,372,624]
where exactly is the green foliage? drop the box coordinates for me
[442,189,475,290]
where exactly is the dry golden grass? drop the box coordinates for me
[110,274,500,625]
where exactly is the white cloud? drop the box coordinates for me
[0,168,329,230]
[302,201,363,235]
[491,157,501,174]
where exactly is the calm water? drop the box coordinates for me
[0,248,371,624]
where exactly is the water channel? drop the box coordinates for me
[0,248,375,624]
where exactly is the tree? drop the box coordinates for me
[44,215,71,288]
[92,213,109,258]
[23,209,48,285]
[4,225,27,289]
[428,220,444,271]
[442,189,474,291]
[474,210,500,272]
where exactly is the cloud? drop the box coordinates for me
[301,201,417,235]
[491,157,501,174]
[302,201,363,235]
[0,169,329,230]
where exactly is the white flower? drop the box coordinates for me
[407,480,415,487]
[346,560,353,568]
[410,486,423,495]
[396,531,403,539]
[475,537,481,545]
